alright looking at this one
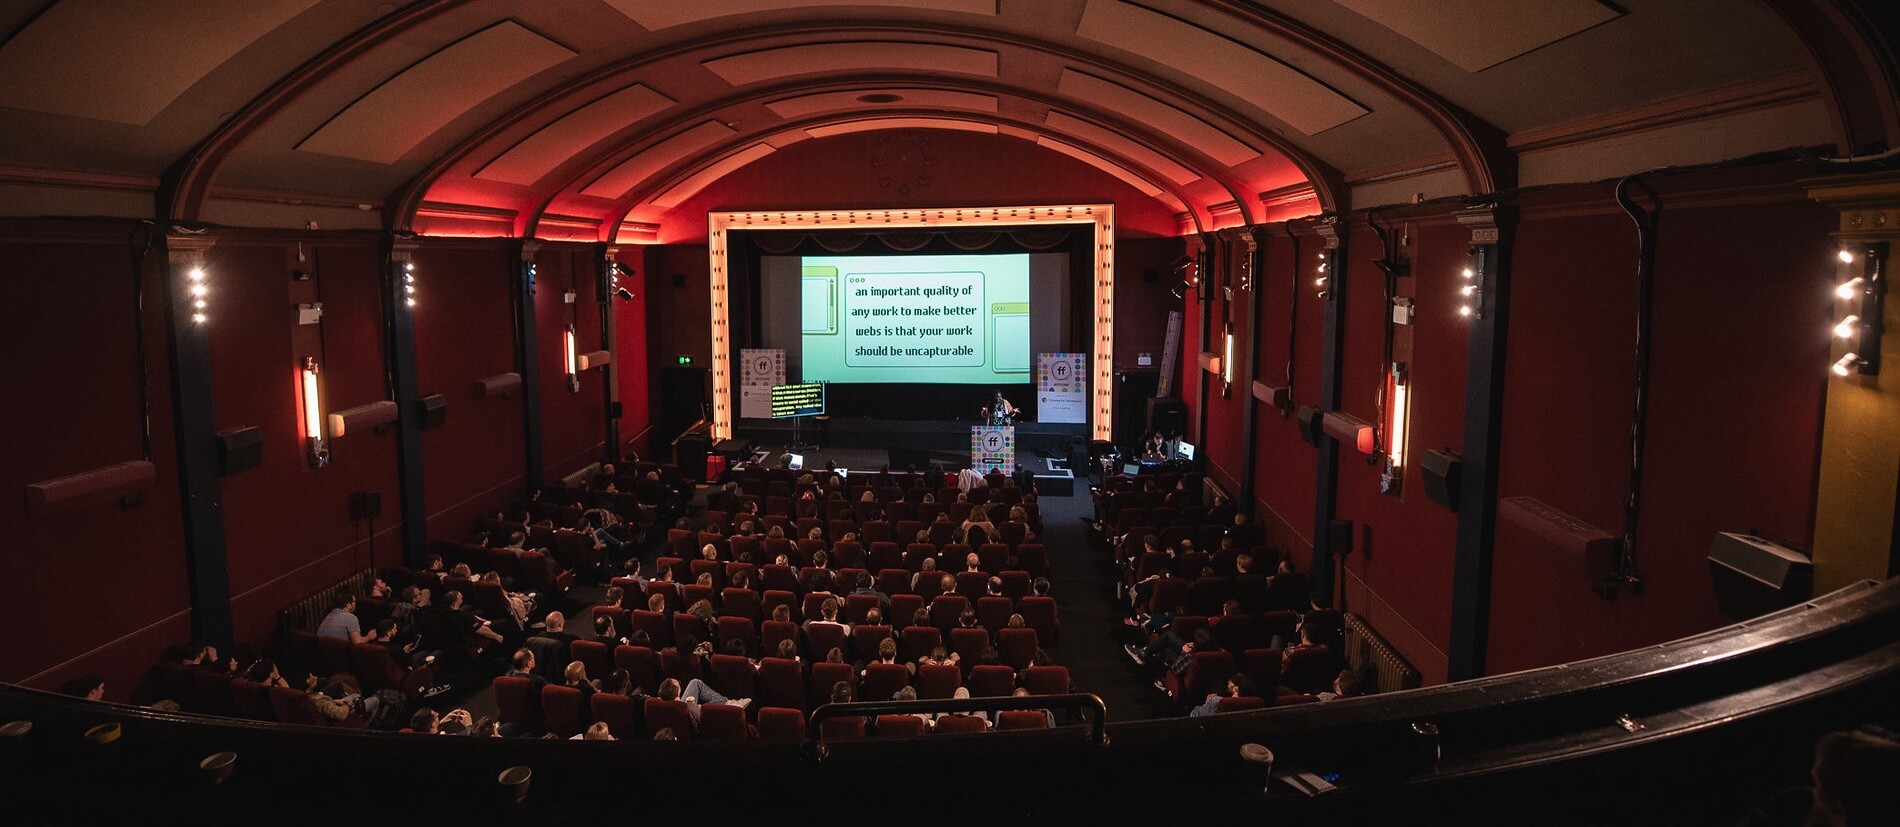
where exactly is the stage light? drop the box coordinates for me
[1171,281,1187,300]
[1459,252,1483,319]
[615,287,634,302]
[1839,249,1856,264]
[299,357,328,467]
[1835,277,1864,300]
[1834,315,1860,339]
[1832,352,1860,376]
[403,262,416,308]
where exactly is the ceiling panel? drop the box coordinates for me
[703,42,998,86]
[652,143,778,207]
[1034,136,1162,196]
[297,22,575,164]
[1044,110,1198,185]
[608,0,996,31]
[0,0,319,126]
[1332,0,1620,73]
[476,84,677,185]
[582,120,738,199]
[766,88,999,119]
[1075,0,1365,135]
[805,118,998,138]
[1056,69,1259,167]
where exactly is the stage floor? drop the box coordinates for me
[736,417,1088,469]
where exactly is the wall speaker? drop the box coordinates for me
[25,460,158,518]
[474,372,522,398]
[328,400,398,438]
[1708,532,1812,619]
[1145,397,1188,436]
[417,393,447,430]
[1419,450,1462,512]
[1322,411,1376,454]
[350,490,382,521]
[1252,381,1290,411]
[1295,405,1320,446]
[578,349,612,370]
[1328,518,1354,555]
[217,426,265,475]
[1498,497,1617,581]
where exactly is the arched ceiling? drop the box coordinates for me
[0,0,1888,240]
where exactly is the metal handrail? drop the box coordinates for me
[805,692,1108,754]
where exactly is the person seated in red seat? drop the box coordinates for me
[660,677,750,723]
[443,590,507,656]
[540,611,579,646]
[593,614,628,648]
[912,557,940,594]
[505,647,547,693]
[316,593,375,645]
[1190,675,1261,717]
[563,660,599,710]
[860,637,904,677]
[805,598,852,635]
[1315,669,1361,702]
[851,571,892,617]
[57,675,106,701]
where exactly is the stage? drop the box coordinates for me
[734,416,1089,469]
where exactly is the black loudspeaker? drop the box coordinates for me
[1420,450,1463,511]
[1112,371,1161,450]
[216,426,264,476]
[658,366,709,446]
[676,432,711,481]
[351,490,382,521]
[417,393,448,430]
[1328,519,1354,555]
[1708,532,1813,619]
[713,439,753,461]
[1295,406,1320,446]
[1146,397,1188,436]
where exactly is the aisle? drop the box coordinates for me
[1033,485,1170,722]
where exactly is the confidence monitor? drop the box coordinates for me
[770,382,826,419]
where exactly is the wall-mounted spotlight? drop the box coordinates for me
[563,324,581,392]
[299,356,328,467]
[1458,254,1481,319]
[1171,280,1188,300]
[188,266,209,324]
[1314,252,1330,299]
[402,262,416,309]
[1831,242,1886,377]
[610,261,635,302]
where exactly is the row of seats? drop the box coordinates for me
[606,572,1061,645]
[664,536,1052,579]
[576,611,1051,671]
[495,660,1074,737]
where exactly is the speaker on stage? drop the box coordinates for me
[675,429,711,482]
[658,366,708,446]
[1146,397,1187,436]
[1420,450,1462,511]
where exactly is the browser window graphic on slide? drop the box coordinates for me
[799,253,1030,384]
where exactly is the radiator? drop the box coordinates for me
[1343,612,1421,694]
[277,568,376,639]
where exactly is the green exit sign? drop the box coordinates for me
[676,355,694,365]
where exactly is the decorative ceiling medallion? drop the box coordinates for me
[873,130,933,196]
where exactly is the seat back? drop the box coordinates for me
[317,635,356,678]
[758,657,805,711]
[859,662,910,701]
[541,685,586,738]
[228,677,274,721]
[266,686,325,726]
[809,662,856,706]
[977,543,1010,574]
[643,698,696,741]
[1239,647,1283,692]
[699,702,749,739]
[915,663,962,700]
[629,610,672,648]
[996,627,1039,671]
[948,627,991,660]
[589,692,640,739]
[875,714,926,737]
[570,640,613,682]
[968,664,1016,697]
[755,706,805,740]
[929,595,969,631]
[722,589,763,623]
[493,676,544,733]
[890,594,925,627]
[1180,650,1236,702]
[875,568,911,597]
[1280,646,1337,694]
[760,619,801,658]
[934,714,987,734]
[351,643,407,693]
[708,653,758,701]
[996,710,1049,731]
[977,596,1013,635]
[899,626,941,664]
[1019,596,1059,646]
[843,593,881,625]
[613,645,661,694]
[1217,696,1267,714]
[1020,665,1070,696]
[716,616,756,657]
[805,624,848,663]
[1014,544,1048,578]
[820,716,866,740]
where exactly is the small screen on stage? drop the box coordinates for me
[770,382,826,419]
[1177,441,1195,461]
[1122,462,1140,476]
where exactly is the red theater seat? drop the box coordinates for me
[493,676,544,734]
[644,698,696,740]
[755,707,806,741]
[541,685,586,739]
[875,714,927,737]
[934,714,988,734]
[969,665,1016,697]
[916,663,962,700]
[758,658,806,711]
[590,693,639,740]
[613,645,661,694]
[699,703,750,740]
[996,710,1049,731]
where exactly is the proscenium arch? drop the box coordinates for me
[703,203,1119,445]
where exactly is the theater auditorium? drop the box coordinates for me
[2,2,1899,823]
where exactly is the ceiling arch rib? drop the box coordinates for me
[568,108,1227,244]
[391,22,1351,233]
[162,0,460,223]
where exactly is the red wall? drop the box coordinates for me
[1486,185,1833,673]
[208,236,401,654]
[534,244,609,478]
[1249,227,1324,569]
[0,223,193,697]
[613,247,651,457]
[1200,240,1245,494]
[658,129,1183,242]
[414,241,526,541]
